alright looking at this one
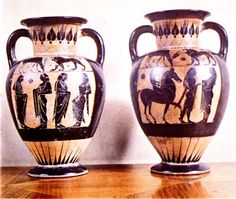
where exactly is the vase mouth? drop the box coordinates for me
[21,16,87,27]
[145,9,210,22]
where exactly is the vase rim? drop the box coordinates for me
[21,16,87,27]
[145,9,210,22]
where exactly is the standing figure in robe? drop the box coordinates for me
[53,73,71,128]
[201,67,217,122]
[33,73,52,128]
[72,73,91,127]
[13,75,28,128]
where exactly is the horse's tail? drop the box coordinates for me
[137,89,150,107]
[137,89,141,98]
[137,89,143,104]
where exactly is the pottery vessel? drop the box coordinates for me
[129,10,229,174]
[6,16,105,177]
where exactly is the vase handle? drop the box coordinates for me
[6,29,31,70]
[202,22,228,61]
[81,28,105,68]
[129,25,153,63]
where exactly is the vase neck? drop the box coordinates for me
[28,24,81,56]
[152,18,202,49]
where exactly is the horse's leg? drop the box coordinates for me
[161,56,172,67]
[157,56,164,66]
[163,104,170,124]
[59,63,64,71]
[211,56,217,66]
[50,63,59,72]
[39,63,45,72]
[187,109,194,123]
[171,101,182,111]
[148,102,156,124]
[166,55,173,66]
[144,104,152,123]
[71,62,77,71]
[145,56,152,68]
[179,103,187,123]
[30,63,37,72]
[208,55,217,66]
[36,63,42,72]
[194,57,200,66]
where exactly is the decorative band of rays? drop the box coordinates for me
[24,139,91,165]
[148,136,212,163]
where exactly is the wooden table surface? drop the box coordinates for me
[1,163,236,198]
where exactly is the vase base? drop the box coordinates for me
[28,164,88,178]
[151,162,209,175]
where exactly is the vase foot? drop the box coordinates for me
[151,162,209,175]
[28,164,88,178]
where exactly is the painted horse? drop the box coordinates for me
[139,68,182,124]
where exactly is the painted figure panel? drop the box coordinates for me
[137,51,221,124]
[11,56,96,129]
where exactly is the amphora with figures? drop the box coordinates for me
[6,16,105,178]
[129,9,229,174]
